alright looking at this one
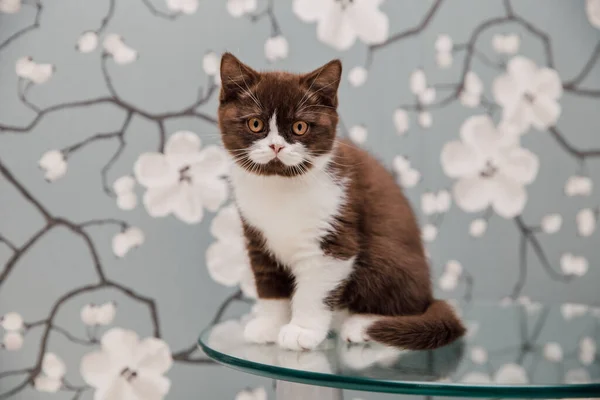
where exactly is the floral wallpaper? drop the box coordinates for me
[0,0,599,399]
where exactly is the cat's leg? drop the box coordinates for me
[243,227,295,344]
[278,256,354,351]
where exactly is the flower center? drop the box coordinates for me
[523,92,536,103]
[120,367,138,382]
[335,0,354,10]
[179,165,192,183]
[480,161,497,178]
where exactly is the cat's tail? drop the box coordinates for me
[366,300,466,350]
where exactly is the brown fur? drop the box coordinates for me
[218,53,465,350]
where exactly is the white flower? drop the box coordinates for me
[134,131,229,224]
[293,0,389,51]
[439,272,458,291]
[441,115,538,218]
[393,109,409,135]
[493,56,562,132]
[227,0,257,18]
[435,34,453,53]
[469,218,487,237]
[39,150,67,182]
[264,35,289,62]
[1,312,23,331]
[579,337,596,365]
[540,213,562,234]
[81,328,173,400]
[495,363,528,384]
[543,342,563,362]
[418,111,432,128]
[392,156,420,188]
[421,224,437,242]
[77,31,99,53]
[203,52,220,76]
[103,34,138,65]
[81,302,117,326]
[349,125,368,144]
[113,175,137,210]
[436,51,453,68]
[565,175,592,197]
[0,0,20,13]
[3,331,23,350]
[560,303,589,320]
[166,0,198,14]
[446,260,462,276]
[206,204,256,298]
[348,66,368,87]
[409,69,427,95]
[470,346,488,365]
[435,34,453,68]
[586,0,600,29]
[492,33,520,54]
[576,208,596,237]
[421,191,451,215]
[236,387,267,400]
[112,227,145,258]
[460,71,483,108]
[560,253,588,277]
[34,353,66,393]
[418,87,436,105]
[15,56,55,84]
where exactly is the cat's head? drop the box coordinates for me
[217,53,341,176]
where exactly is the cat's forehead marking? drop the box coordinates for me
[268,112,279,137]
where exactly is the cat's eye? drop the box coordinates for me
[247,118,264,133]
[292,121,309,136]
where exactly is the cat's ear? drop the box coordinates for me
[300,59,342,106]
[220,53,260,102]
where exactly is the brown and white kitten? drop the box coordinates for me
[218,53,465,351]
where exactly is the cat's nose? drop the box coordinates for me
[269,144,284,154]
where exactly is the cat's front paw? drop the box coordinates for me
[278,323,328,351]
[244,317,286,344]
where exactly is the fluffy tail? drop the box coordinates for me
[366,300,466,350]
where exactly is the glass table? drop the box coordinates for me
[198,301,600,399]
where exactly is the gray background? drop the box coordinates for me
[1,0,599,398]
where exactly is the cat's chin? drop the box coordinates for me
[238,159,312,177]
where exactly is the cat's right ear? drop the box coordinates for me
[220,53,260,102]
[300,59,342,106]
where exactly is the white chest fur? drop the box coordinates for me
[230,161,346,267]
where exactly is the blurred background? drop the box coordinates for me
[0,0,599,398]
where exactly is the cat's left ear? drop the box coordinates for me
[220,53,260,102]
[300,59,342,106]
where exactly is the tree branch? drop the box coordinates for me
[547,126,600,160]
[0,0,43,53]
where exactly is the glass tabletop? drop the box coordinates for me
[198,301,600,398]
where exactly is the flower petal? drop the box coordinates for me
[346,0,389,45]
[459,115,500,157]
[135,338,173,375]
[490,174,527,218]
[529,97,560,129]
[492,73,521,107]
[43,353,66,378]
[533,68,562,100]
[172,183,204,224]
[507,56,538,88]
[292,0,325,22]
[143,184,179,218]
[317,4,357,51]
[441,141,483,179]
[497,147,539,184]
[130,373,171,400]
[80,350,117,389]
[164,131,203,169]
[101,328,139,365]
[453,177,493,213]
[211,204,243,239]
[189,145,230,180]
[206,241,247,286]
[134,153,178,188]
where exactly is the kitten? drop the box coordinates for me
[218,53,465,351]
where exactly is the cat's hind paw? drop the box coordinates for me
[244,316,286,344]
